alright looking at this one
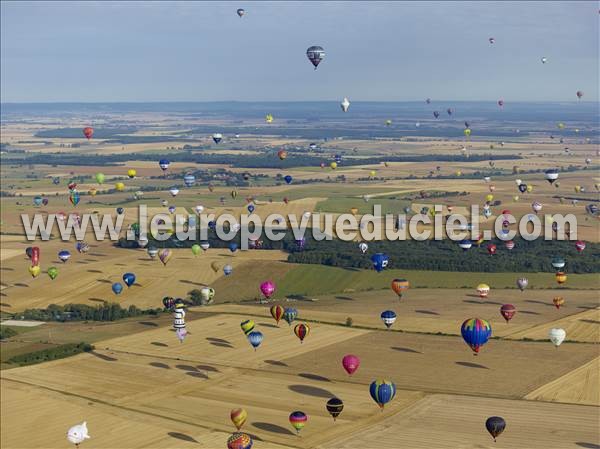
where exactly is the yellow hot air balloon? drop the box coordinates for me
[115,182,125,191]
[350,207,358,215]
[240,319,255,335]
[230,408,248,431]
[28,265,41,278]
[513,195,520,201]
[265,114,273,124]
[557,122,565,129]
[455,170,462,176]
[464,128,471,137]
[476,283,490,298]
[526,185,533,193]
[211,261,220,273]
[330,162,337,170]
[231,190,238,199]
[370,170,376,178]
[574,185,581,193]
[127,169,137,179]
[88,187,97,196]
[485,194,494,203]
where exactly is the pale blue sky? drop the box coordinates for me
[1,1,598,102]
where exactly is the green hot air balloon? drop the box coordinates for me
[95,172,105,184]
[191,244,201,256]
[47,266,58,280]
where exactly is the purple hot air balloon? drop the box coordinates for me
[260,280,276,299]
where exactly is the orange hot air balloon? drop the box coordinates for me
[277,150,287,160]
[270,305,284,325]
[391,278,409,299]
[230,408,247,431]
[83,127,94,140]
[555,272,567,285]
[552,296,565,309]
[350,207,358,215]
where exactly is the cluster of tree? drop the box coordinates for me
[20,303,162,322]
[0,326,18,340]
[6,343,94,367]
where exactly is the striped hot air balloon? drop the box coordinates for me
[289,411,308,434]
[230,408,247,431]
[240,320,255,336]
[294,323,310,344]
[369,379,396,410]
[270,305,284,325]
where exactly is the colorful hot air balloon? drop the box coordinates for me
[240,320,255,336]
[485,416,506,442]
[122,272,136,287]
[391,278,409,299]
[227,432,252,449]
[342,354,360,376]
[500,304,516,323]
[476,284,490,298]
[552,296,565,310]
[83,127,93,140]
[461,318,492,354]
[69,190,80,206]
[230,408,247,431]
[158,249,172,265]
[306,45,325,69]
[159,159,170,171]
[270,305,284,325]
[30,246,40,266]
[486,244,497,255]
[326,398,344,422]
[575,240,586,253]
[549,328,566,347]
[283,307,297,326]
[371,253,389,272]
[162,296,175,310]
[247,331,263,351]
[380,310,396,329]
[369,379,396,409]
[459,239,473,251]
[294,323,310,343]
[260,280,275,299]
[289,411,308,434]
[555,271,567,285]
[516,277,528,291]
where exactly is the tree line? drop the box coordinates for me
[20,303,163,322]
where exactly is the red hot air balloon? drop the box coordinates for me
[504,240,515,250]
[487,244,497,255]
[83,127,94,140]
[575,240,586,253]
[342,354,360,376]
[270,305,284,325]
[500,304,516,323]
[31,246,40,266]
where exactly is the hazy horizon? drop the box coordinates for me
[2,1,599,103]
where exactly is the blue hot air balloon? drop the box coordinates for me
[335,154,343,164]
[371,253,389,272]
[247,204,255,213]
[208,221,216,230]
[116,207,124,215]
[112,282,123,295]
[459,239,473,251]
[369,379,396,409]
[380,310,397,329]
[229,242,238,253]
[284,175,293,184]
[247,331,263,351]
[159,159,170,171]
[283,308,298,326]
[52,177,60,185]
[33,196,43,207]
[461,318,492,354]
[58,250,71,263]
[184,174,196,187]
[122,272,136,288]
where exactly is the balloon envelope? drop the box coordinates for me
[342,354,360,375]
[485,416,506,441]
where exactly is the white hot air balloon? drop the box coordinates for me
[67,422,90,447]
[195,205,204,214]
[169,187,179,197]
[541,57,548,64]
[358,242,368,254]
[548,328,566,347]
[340,97,350,112]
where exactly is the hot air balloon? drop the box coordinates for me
[284,175,293,184]
[330,161,338,169]
[199,241,210,251]
[112,282,123,295]
[433,111,440,118]
[269,305,284,325]
[459,239,473,251]
[162,296,175,310]
[58,250,71,263]
[294,323,310,344]
[575,240,586,253]
[326,398,344,422]
[553,296,565,309]
[339,97,351,112]
[147,247,159,259]
[371,253,389,272]
[69,191,80,206]
[516,277,528,291]
[28,265,41,278]
[369,379,396,410]
[288,411,308,434]
[576,90,583,100]
[30,246,40,266]
[75,241,89,254]
[169,187,179,197]
[461,318,492,354]
[159,159,170,171]
[122,272,136,287]
[158,249,172,265]
[223,264,233,276]
[236,8,245,18]
[391,279,409,299]
[240,319,255,336]
[476,284,490,298]
[541,56,548,64]
[200,286,215,304]
[500,304,516,323]
[259,280,275,299]
[116,207,124,215]
[183,174,195,187]
[497,99,504,108]
[83,127,93,140]
[551,256,566,270]
[505,240,515,250]
[544,169,559,184]
[230,408,247,431]
[283,307,297,326]
[306,45,325,69]
[464,128,471,137]
[555,272,567,285]
[212,133,222,144]
[342,354,360,376]
[126,169,137,179]
[380,310,397,329]
[532,201,542,214]
[486,244,497,255]
[488,37,495,44]
[47,266,58,280]
[549,328,566,347]
[247,331,263,351]
[485,416,506,442]
[358,242,368,254]
[190,244,201,256]
[227,432,252,449]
